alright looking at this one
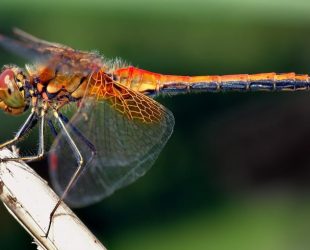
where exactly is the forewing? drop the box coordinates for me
[0,29,69,60]
[0,29,103,74]
[13,28,73,51]
[49,83,174,207]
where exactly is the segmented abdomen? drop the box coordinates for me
[160,73,310,94]
[113,67,310,96]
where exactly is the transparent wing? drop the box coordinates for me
[0,29,103,74]
[13,28,73,51]
[48,82,174,207]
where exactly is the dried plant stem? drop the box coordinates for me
[0,148,106,250]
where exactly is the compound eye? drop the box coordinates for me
[0,69,16,94]
[0,68,25,109]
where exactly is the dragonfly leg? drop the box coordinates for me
[59,113,96,153]
[47,119,58,138]
[46,109,88,237]
[0,108,37,150]
[0,109,46,163]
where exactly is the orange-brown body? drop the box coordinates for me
[32,66,310,110]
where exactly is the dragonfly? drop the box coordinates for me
[0,29,308,234]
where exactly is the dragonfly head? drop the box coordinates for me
[0,66,28,115]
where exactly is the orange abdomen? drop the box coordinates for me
[114,67,310,96]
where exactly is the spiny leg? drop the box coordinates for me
[0,108,46,163]
[19,109,45,162]
[0,108,37,150]
[46,109,90,237]
[47,119,58,138]
[59,113,96,152]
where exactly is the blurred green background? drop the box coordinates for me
[1,0,310,249]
